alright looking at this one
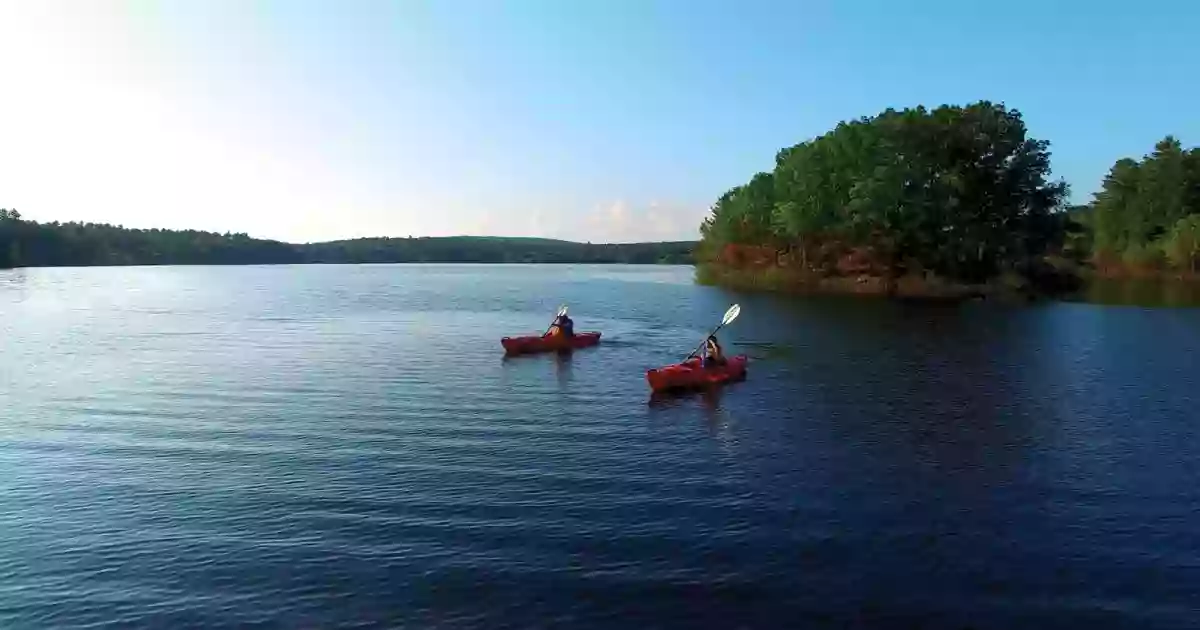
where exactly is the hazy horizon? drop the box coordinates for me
[1,0,1197,243]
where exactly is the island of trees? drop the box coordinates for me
[0,212,694,267]
[697,101,1200,298]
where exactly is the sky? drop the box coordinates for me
[0,0,1197,244]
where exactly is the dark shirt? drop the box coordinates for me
[704,339,723,364]
[549,316,574,336]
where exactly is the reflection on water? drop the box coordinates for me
[0,267,28,299]
[647,384,728,410]
[2,264,1200,628]
[1075,277,1200,307]
[554,352,573,387]
[647,385,741,452]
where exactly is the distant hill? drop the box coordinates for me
[301,236,696,264]
[0,212,696,267]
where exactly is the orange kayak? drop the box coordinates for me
[501,331,602,355]
[646,355,748,392]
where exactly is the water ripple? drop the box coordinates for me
[3,265,1200,628]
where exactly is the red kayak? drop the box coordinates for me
[646,355,749,392]
[501,331,602,355]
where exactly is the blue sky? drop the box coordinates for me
[0,0,1196,242]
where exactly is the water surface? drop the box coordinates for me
[2,264,1199,629]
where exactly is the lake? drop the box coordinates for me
[2,264,1199,629]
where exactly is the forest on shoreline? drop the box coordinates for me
[4,100,1198,287]
[697,101,1200,298]
[0,216,694,267]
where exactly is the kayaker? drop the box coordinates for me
[702,335,725,367]
[547,313,575,337]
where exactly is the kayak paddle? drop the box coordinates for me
[543,304,568,336]
[685,303,741,361]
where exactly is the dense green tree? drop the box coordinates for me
[1090,136,1200,270]
[701,101,1069,284]
[0,208,20,268]
[700,172,776,246]
[1164,215,1200,272]
[1092,158,1142,255]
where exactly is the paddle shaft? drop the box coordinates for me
[543,307,567,336]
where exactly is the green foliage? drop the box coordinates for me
[1163,215,1200,272]
[0,208,21,268]
[1121,242,1165,270]
[701,102,1069,284]
[1091,136,1200,270]
[0,214,695,268]
[1062,205,1093,260]
[700,172,776,245]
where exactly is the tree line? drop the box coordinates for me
[699,100,1199,287]
[699,101,1073,288]
[0,212,694,268]
[302,236,694,264]
[1087,136,1200,273]
[6,101,1197,277]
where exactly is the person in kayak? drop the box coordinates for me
[547,313,575,337]
[702,335,725,367]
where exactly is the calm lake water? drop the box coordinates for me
[2,264,1199,629]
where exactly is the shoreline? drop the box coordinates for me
[1086,267,1200,282]
[696,263,1200,307]
[0,260,694,271]
[695,263,1092,303]
[697,264,1006,301]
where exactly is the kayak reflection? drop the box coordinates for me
[554,351,573,388]
[647,385,726,410]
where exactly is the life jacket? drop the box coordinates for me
[548,316,570,337]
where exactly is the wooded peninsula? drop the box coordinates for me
[696,101,1199,298]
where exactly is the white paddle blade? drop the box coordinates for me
[559,305,568,317]
[721,304,741,326]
